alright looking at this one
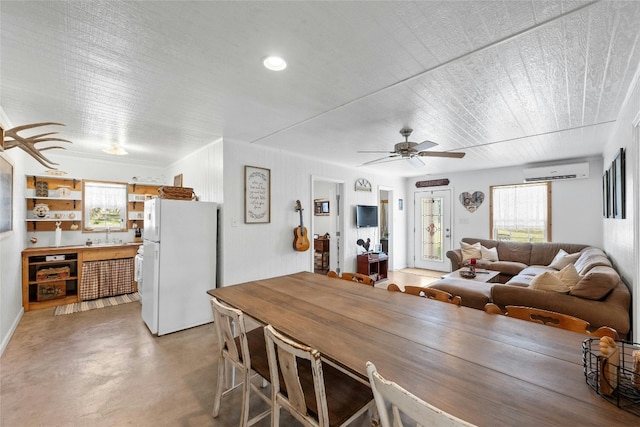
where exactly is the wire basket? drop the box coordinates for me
[582,338,640,416]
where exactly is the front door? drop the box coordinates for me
[414,190,452,271]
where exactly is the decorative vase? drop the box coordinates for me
[34,203,50,218]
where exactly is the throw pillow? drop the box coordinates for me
[548,249,580,270]
[480,245,499,262]
[556,263,581,288]
[461,241,482,261]
[529,271,571,293]
[569,266,619,300]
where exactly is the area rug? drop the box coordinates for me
[53,292,139,316]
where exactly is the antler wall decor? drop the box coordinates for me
[3,122,72,169]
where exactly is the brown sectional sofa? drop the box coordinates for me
[428,237,631,336]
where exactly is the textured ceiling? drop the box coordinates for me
[2,1,640,177]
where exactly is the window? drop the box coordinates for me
[490,182,551,242]
[82,180,128,231]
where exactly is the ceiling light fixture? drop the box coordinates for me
[263,56,287,71]
[102,143,128,156]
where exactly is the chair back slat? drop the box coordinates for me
[276,347,308,416]
[211,297,245,365]
[341,272,375,286]
[366,361,476,427]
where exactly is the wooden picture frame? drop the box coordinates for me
[314,199,330,216]
[0,151,14,238]
[613,148,625,219]
[0,122,4,151]
[602,171,609,218]
[173,174,183,187]
[244,165,270,223]
[608,163,615,219]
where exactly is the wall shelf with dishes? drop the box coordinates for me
[25,175,82,231]
[127,184,160,230]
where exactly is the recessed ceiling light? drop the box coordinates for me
[263,56,287,71]
[102,143,128,156]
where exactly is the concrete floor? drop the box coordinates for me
[1,269,437,426]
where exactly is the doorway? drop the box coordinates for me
[414,189,452,271]
[312,178,344,275]
[379,186,393,266]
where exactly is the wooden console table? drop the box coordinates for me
[357,253,388,281]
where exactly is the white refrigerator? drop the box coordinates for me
[141,198,217,335]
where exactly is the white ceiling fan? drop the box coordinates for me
[359,127,465,167]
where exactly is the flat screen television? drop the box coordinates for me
[356,205,378,228]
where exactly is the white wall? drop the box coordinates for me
[602,74,639,340]
[221,141,407,286]
[0,146,27,355]
[406,157,605,268]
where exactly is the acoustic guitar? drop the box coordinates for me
[293,200,310,252]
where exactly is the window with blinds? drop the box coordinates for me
[490,182,551,242]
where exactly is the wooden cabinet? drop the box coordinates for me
[357,253,388,281]
[314,238,330,274]
[25,175,82,232]
[22,247,82,311]
[22,244,141,311]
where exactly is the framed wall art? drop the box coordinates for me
[602,170,609,218]
[613,148,625,219]
[244,165,271,223]
[314,199,330,216]
[608,162,615,219]
[0,151,14,238]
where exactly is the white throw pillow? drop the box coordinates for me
[548,249,580,270]
[556,263,581,288]
[461,241,482,261]
[480,245,499,262]
[529,271,571,293]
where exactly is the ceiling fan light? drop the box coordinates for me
[407,156,425,167]
[102,143,128,156]
[263,56,287,71]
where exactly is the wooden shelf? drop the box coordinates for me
[357,253,388,281]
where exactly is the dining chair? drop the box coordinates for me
[386,283,401,292]
[263,324,376,427]
[340,272,375,286]
[366,361,476,427]
[484,303,618,339]
[399,285,462,306]
[327,270,339,278]
[210,297,271,427]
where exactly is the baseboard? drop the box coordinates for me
[0,307,24,357]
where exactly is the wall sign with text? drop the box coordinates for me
[245,166,271,223]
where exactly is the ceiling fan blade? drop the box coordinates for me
[417,151,466,158]
[361,155,402,166]
[413,140,438,151]
[407,156,425,167]
[357,150,395,154]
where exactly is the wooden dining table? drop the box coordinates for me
[207,271,638,426]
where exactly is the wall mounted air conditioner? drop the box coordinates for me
[523,162,589,182]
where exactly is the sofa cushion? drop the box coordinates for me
[529,242,589,266]
[530,271,570,293]
[574,248,612,275]
[496,241,532,265]
[427,279,493,310]
[505,275,534,287]
[486,261,527,276]
[569,266,619,300]
[519,266,556,276]
[481,245,499,261]
[548,249,580,270]
[461,241,482,261]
